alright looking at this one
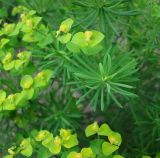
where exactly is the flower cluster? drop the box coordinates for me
[0,50,31,71]
[56,18,105,55]
[0,6,53,52]
[0,69,53,111]
[3,122,124,158]
[4,128,78,158]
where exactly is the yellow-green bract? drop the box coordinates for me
[0,69,53,112]
[56,18,74,44]
[3,122,124,158]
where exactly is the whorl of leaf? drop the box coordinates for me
[66,47,138,110]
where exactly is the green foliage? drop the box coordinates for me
[0,1,160,158]
[70,0,139,35]
[67,49,137,110]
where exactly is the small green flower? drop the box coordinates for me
[2,52,15,71]
[56,18,74,44]
[3,23,15,35]
[58,18,74,34]
[108,132,122,146]
[2,93,22,111]
[17,51,31,62]
[8,146,16,155]
[20,13,27,22]
[60,129,72,141]
[42,133,54,148]
[20,14,41,42]
[21,17,42,33]
[20,138,33,157]
[20,75,34,100]
[35,130,50,141]
[20,75,33,89]
[62,134,78,148]
[12,6,27,16]
[2,95,16,111]
[39,129,79,155]
[49,136,62,154]
[67,152,82,158]
[34,69,53,88]
[0,38,9,48]
[67,30,104,54]
[2,52,13,63]
[68,147,95,158]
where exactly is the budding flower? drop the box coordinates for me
[8,146,16,155]
[17,52,24,59]
[37,72,45,80]
[20,13,27,21]
[20,75,33,89]
[60,129,71,141]
[8,94,15,101]
[59,24,68,33]
[35,130,49,141]
[108,136,116,144]
[92,122,99,132]
[56,18,74,38]
[2,53,12,64]
[76,153,82,158]
[26,19,33,28]
[54,136,61,145]
[38,132,46,140]
[20,138,31,149]
[84,31,93,42]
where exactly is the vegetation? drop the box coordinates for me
[0,0,160,158]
